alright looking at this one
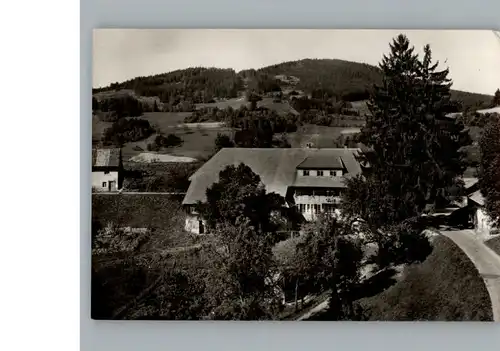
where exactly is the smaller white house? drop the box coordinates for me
[92,148,123,192]
[468,190,494,235]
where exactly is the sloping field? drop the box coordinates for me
[486,236,500,256]
[195,97,247,110]
[357,236,493,321]
[141,112,192,129]
[92,115,112,145]
[92,194,185,230]
[129,153,198,163]
[114,112,234,161]
[287,124,360,148]
[258,97,299,116]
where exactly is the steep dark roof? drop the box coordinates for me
[297,154,343,169]
[92,148,121,168]
[182,148,362,205]
[292,176,346,188]
[469,190,485,206]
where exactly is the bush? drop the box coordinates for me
[147,134,183,151]
[214,133,234,151]
[95,95,144,119]
[102,118,154,146]
[122,162,202,193]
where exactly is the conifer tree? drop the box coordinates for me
[355,34,471,223]
[492,89,500,107]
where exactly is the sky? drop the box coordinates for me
[93,29,500,95]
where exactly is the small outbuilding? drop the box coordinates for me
[92,148,123,192]
[468,190,493,235]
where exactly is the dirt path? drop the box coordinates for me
[441,229,500,322]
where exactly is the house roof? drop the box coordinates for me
[463,167,478,178]
[296,153,344,169]
[291,176,346,188]
[469,190,485,206]
[463,177,479,190]
[92,148,121,168]
[182,148,363,205]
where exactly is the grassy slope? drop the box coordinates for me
[92,194,185,229]
[357,236,493,321]
[287,124,362,148]
[91,193,204,319]
[115,112,233,160]
[486,236,500,256]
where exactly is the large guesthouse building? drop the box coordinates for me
[182,148,367,234]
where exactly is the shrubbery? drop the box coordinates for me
[122,162,201,193]
[147,134,183,151]
[102,118,154,146]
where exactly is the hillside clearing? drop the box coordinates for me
[115,112,233,160]
[287,124,361,148]
[357,236,493,321]
[92,193,185,230]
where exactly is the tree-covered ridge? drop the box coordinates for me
[248,58,383,101]
[93,59,493,115]
[93,67,244,105]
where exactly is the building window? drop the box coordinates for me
[317,170,324,176]
[104,171,110,174]
[102,182,107,187]
[303,170,309,176]
[314,204,321,214]
[324,204,337,213]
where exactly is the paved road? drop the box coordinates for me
[441,230,500,322]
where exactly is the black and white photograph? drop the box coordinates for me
[91,29,500,321]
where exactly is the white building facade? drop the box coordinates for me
[181,148,365,234]
[92,148,123,192]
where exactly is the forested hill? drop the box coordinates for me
[93,59,494,111]
[241,59,382,101]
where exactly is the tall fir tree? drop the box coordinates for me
[493,89,500,107]
[356,34,471,223]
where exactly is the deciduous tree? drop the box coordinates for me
[294,214,363,320]
[492,89,500,107]
[203,217,283,320]
[196,163,285,235]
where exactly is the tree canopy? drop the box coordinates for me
[197,163,286,235]
[295,214,363,319]
[478,114,500,226]
[492,89,500,107]
[350,34,471,225]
